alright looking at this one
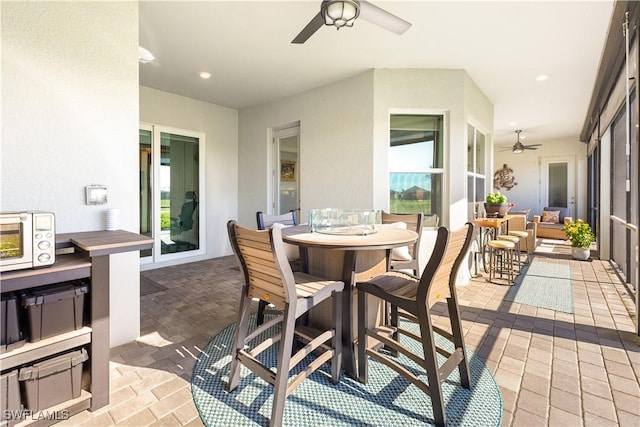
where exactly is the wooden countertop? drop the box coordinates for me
[57,230,154,257]
[472,215,514,228]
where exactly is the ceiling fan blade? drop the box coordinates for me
[292,12,324,44]
[524,146,540,150]
[359,0,411,35]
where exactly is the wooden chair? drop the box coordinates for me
[381,212,424,275]
[255,210,299,325]
[226,221,344,427]
[256,210,298,229]
[357,223,475,427]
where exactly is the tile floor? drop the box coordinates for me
[61,241,639,426]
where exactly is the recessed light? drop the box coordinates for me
[509,122,517,126]
[138,46,155,63]
[536,75,548,81]
[199,71,212,79]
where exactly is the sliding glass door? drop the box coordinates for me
[139,124,205,263]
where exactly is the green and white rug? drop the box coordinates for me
[504,256,573,313]
[191,316,503,426]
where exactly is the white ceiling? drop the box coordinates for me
[139,0,614,146]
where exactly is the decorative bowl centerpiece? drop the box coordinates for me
[309,208,381,235]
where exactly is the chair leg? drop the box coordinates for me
[270,306,296,427]
[226,294,252,392]
[388,304,399,357]
[447,297,471,389]
[418,316,446,427]
[256,299,268,325]
[331,290,342,384]
[357,287,368,383]
[508,249,516,283]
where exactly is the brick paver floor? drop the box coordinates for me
[61,241,639,426]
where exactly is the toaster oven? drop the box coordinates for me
[0,211,55,272]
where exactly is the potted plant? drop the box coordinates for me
[562,219,594,260]
[484,192,508,217]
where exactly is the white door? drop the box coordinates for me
[540,156,575,216]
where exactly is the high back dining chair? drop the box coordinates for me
[357,223,475,427]
[381,212,424,275]
[255,210,300,325]
[256,210,298,229]
[227,221,344,427]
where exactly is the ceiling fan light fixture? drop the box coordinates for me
[512,143,525,154]
[138,46,155,63]
[321,0,360,28]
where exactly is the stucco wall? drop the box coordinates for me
[238,71,375,227]
[372,69,494,229]
[239,68,493,280]
[139,86,239,265]
[1,2,140,346]
[372,69,493,279]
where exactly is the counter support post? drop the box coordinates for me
[90,255,110,410]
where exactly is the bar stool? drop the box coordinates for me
[508,229,530,263]
[487,239,516,284]
[497,234,523,272]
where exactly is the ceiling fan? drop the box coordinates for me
[292,0,411,44]
[501,130,542,154]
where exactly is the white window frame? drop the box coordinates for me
[388,110,448,226]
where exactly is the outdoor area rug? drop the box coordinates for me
[504,256,573,313]
[191,315,503,426]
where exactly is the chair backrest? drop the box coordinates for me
[418,223,475,307]
[381,212,424,259]
[508,214,528,232]
[423,214,440,228]
[179,191,198,231]
[227,220,295,310]
[256,211,298,230]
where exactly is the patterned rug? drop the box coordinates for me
[191,316,503,426]
[504,256,573,313]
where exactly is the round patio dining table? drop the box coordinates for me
[281,224,418,378]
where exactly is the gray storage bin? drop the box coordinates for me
[18,348,88,412]
[1,370,22,426]
[1,294,24,353]
[22,281,88,342]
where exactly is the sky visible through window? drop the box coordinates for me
[389,140,434,192]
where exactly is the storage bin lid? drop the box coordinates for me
[22,283,88,307]
[18,348,88,381]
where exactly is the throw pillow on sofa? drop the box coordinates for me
[541,210,560,223]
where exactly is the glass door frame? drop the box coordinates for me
[540,156,576,216]
[140,123,206,265]
[272,124,300,216]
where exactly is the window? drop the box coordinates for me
[466,124,486,219]
[389,114,443,226]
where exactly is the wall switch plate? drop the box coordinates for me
[86,185,108,205]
